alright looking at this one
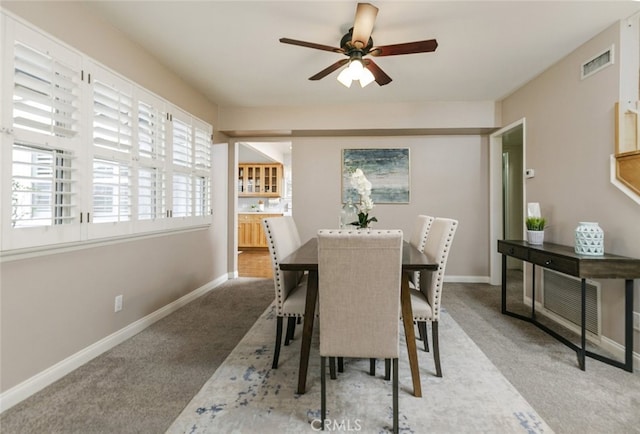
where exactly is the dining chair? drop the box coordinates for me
[409,217,458,377]
[408,215,435,352]
[263,216,307,369]
[318,229,403,434]
[408,214,435,288]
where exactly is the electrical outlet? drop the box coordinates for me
[634,312,640,332]
[114,295,123,313]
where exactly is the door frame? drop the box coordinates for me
[489,118,526,285]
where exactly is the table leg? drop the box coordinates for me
[400,272,422,397]
[297,269,318,394]
[624,279,634,371]
[578,278,586,370]
[501,254,507,314]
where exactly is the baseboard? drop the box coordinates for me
[0,274,229,414]
[445,275,490,283]
[599,335,640,370]
[523,296,639,370]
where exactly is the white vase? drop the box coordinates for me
[574,222,604,255]
[527,230,544,245]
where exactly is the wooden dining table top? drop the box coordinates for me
[279,237,439,272]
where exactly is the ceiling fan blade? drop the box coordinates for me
[369,39,438,57]
[309,59,349,81]
[351,3,378,49]
[363,59,392,86]
[279,38,345,54]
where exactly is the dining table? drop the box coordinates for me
[279,237,438,398]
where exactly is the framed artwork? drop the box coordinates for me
[342,148,410,203]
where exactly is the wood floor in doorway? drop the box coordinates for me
[238,249,273,279]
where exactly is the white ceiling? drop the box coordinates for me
[82,1,640,108]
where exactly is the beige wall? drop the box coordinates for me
[291,135,489,279]
[501,20,640,348]
[0,2,226,393]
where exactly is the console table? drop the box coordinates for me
[497,240,640,372]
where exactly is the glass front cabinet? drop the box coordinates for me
[238,163,283,197]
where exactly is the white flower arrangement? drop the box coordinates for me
[349,168,378,228]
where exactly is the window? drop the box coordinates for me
[92,158,132,223]
[11,143,74,228]
[169,111,213,224]
[12,42,79,138]
[1,15,213,252]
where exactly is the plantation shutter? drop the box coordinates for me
[12,42,79,138]
[2,19,83,251]
[88,63,134,237]
[11,143,75,227]
[92,79,133,154]
[193,121,212,217]
[92,158,132,223]
[136,91,167,224]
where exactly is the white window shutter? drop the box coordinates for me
[2,18,82,250]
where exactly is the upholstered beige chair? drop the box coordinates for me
[263,216,307,369]
[408,214,435,352]
[408,214,435,288]
[318,229,403,434]
[410,217,458,377]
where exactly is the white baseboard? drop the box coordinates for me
[599,335,640,371]
[445,275,491,283]
[0,274,229,414]
[523,296,639,371]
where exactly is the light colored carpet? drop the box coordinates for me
[167,305,552,433]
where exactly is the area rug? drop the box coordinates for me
[167,305,553,433]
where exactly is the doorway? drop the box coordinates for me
[235,141,292,278]
[489,119,525,285]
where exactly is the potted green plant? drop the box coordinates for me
[526,217,546,244]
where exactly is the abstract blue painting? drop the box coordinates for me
[342,148,410,203]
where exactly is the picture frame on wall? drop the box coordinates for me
[342,148,410,203]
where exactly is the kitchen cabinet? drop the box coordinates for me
[238,213,283,248]
[238,163,283,197]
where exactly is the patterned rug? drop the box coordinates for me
[167,304,553,433]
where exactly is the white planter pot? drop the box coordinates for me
[527,230,545,245]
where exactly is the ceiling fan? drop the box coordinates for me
[279,2,438,87]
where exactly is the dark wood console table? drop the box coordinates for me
[498,240,640,372]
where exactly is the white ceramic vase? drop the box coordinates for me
[574,222,604,255]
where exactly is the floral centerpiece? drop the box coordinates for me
[349,168,378,229]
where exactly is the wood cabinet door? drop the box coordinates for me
[238,221,252,247]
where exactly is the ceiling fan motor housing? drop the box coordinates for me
[340,28,374,54]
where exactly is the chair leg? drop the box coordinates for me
[284,317,296,345]
[369,358,376,376]
[385,359,391,381]
[337,357,344,373]
[432,321,442,377]
[392,358,399,434]
[418,321,429,352]
[329,357,337,380]
[272,316,283,369]
[321,356,326,430]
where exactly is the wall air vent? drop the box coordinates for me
[542,269,600,336]
[581,45,614,80]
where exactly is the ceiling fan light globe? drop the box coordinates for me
[359,67,375,87]
[337,67,353,87]
[348,59,364,77]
